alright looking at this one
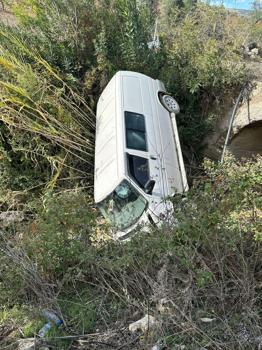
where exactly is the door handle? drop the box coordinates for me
[150,155,157,160]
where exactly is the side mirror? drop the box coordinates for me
[144,179,155,195]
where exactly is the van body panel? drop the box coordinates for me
[94,71,188,236]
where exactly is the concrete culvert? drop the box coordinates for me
[205,81,262,160]
[229,121,262,159]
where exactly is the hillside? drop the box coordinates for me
[0,1,261,349]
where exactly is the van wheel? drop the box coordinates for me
[160,94,180,114]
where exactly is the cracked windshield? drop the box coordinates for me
[98,180,148,230]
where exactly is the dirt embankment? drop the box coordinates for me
[0,5,16,26]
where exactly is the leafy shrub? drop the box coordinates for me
[0,30,95,205]
[250,20,262,44]
[12,0,99,77]
[11,0,163,89]
[0,156,260,347]
[158,4,249,162]
[2,1,251,166]
[22,190,97,278]
[82,155,261,348]
[162,4,247,95]
[0,124,51,192]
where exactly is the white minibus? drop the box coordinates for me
[94,71,188,239]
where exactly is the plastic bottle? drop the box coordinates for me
[37,310,63,337]
[38,322,52,338]
[42,310,63,326]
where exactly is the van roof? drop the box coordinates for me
[94,71,152,203]
[94,71,120,203]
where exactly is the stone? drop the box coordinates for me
[129,314,157,333]
[200,317,216,323]
[156,298,171,314]
[17,339,49,350]
[0,211,24,227]
[251,48,259,56]
[151,345,161,350]
[17,339,35,350]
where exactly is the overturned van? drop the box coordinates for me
[94,71,188,239]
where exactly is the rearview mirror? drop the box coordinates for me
[144,179,155,195]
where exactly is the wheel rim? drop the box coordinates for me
[163,95,178,112]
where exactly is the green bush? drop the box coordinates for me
[0,156,260,347]
[83,156,261,348]
[22,190,97,278]
[164,5,247,94]
[0,30,95,206]
[12,0,98,76]
[2,1,251,166]
[11,0,163,87]
[159,4,249,162]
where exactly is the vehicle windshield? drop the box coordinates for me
[97,180,148,230]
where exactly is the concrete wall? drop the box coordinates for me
[205,81,262,160]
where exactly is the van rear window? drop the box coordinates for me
[127,154,149,189]
[125,111,147,151]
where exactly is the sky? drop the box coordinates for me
[208,0,255,10]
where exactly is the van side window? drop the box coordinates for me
[125,111,147,151]
[127,154,149,189]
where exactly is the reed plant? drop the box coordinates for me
[0,30,96,191]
